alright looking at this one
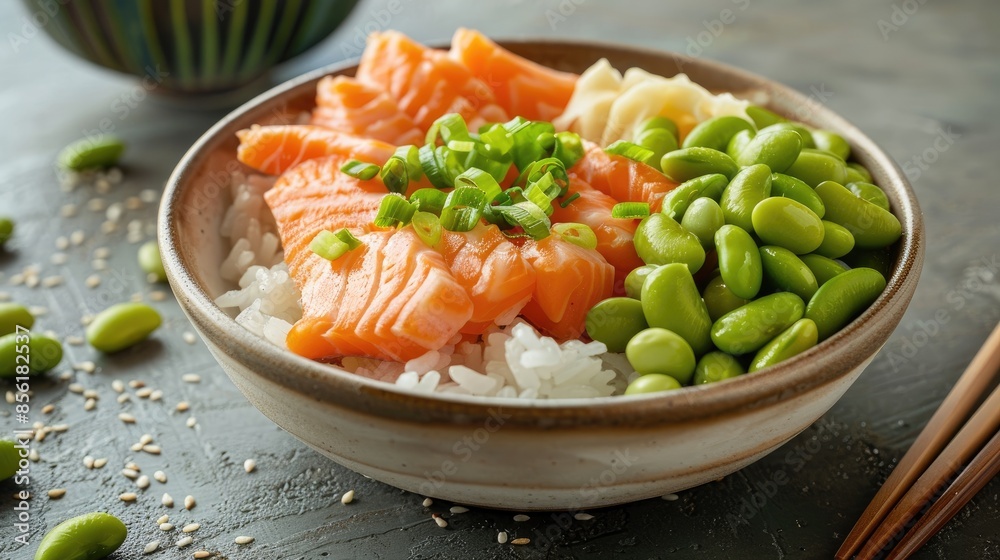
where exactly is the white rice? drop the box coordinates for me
[213,173,633,398]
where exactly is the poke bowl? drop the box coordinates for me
[159,32,923,510]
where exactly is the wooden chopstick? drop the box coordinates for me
[856,383,1000,558]
[885,428,1000,559]
[836,321,1000,559]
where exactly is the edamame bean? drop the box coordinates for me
[745,105,786,129]
[847,162,873,183]
[682,116,755,151]
[751,197,825,254]
[661,173,729,220]
[749,318,818,372]
[641,263,713,356]
[759,122,816,149]
[784,149,848,187]
[0,303,34,336]
[760,246,819,300]
[844,166,867,185]
[811,130,851,161]
[85,302,162,353]
[625,328,696,384]
[805,267,886,340]
[702,276,750,322]
[57,135,126,171]
[624,265,659,299]
[640,116,679,141]
[815,181,901,249]
[715,225,762,299]
[842,248,894,280]
[636,128,679,165]
[624,373,683,395]
[693,351,745,384]
[34,512,127,560]
[735,129,803,173]
[0,217,13,247]
[660,147,739,183]
[681,197,725,249]
[800,254,850,286]
[847,181,891,211]
[726,129,755,160]
[138,241,167,283]
[814,221,856,259]
[711,292,805,354]
[0,332,63,377]
[770,173,825,218]
[633,213,706,273]
[586,297,649,353]
[1,440,19,480]
[720,164,772,232]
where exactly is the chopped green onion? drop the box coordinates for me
[393,145,423,179]
[479,123,514,155]
[444,187,487,212]
[553,222,598,250]
[409,188,448,215]
[447,140,476,153]
[373,193,416,227]
[611,201,651,219]
[517,157,569,196]
[559,192,581,208]
[334,228,364,250]
[411,211,442,247]
[524,182,557,215]
[427,113,472,147]
[494,201,551,240]
[463,146,511,183]
[340,159,380,180]
[505,117,556,171]
[418,144,451,189]
[536,132,555,151]
[379,157,409,194]
[440,187,486,232]
[455,168,502,202]
[310,230,350,261]
[605,141,656,166]
[552,131,584,169]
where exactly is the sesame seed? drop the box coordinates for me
[450,506,469,514]
[4,391,14,404]
[51,252,68,265]
[497,531,508,544]
[234,536,254,545]
[8,274,24,286]
[176,401,190,412]
[42,404,55,414]
[661,493,679,501]
[511,537,531,545]
[143,540,160,554]
[65,335,84,345]
[41,276,63,288]
[84,456,95,469]
[60,204,77,217]
[243,459,256,473]
[83,389,98,399]
[157,515,169,524]
[47,488,66,500]
[100,221,117,234]
[25,276,39,288]
[59,370,73,381]
[149,290,167,301]
[120,492,138,502]
[182,332,197,344]
[341,490,355,505]
[117,394,131,404]
[432,515,448,528]
[28,305,47,316]
[129,380,145,388]
[125,196,142,210]
[111,380,125,393]
[136,475,150,489]
[162,493,174,507]
[181,374,201,384]
[68,383,84,394]
[513,514,530,522]
[149,390,163,401]
[55,236,69,250]
[84,398,96,411]
[184,495,196,510]
[125,462,140,471]
[51,423,69,433]
[29,449,40,462]
[176,536,194,548]
[93,457,108,468]
[574,513,594,521]
[106,203,124,222]
[93,247,111,259]
[92,258,108,270]
[70,230,85,245]
[422,498,433,507]
[143,444,161,455]
[78,361,96,373]
[122,468,139,479]
[118,413,136,424]
[84,275,101,288]
[182,523,200,533]
[80,314,94,325]
[139,434,153,445]
[186,417,197,428]
[160,523,175,531]
[87,198,106,212]
[35,431,47,442]
[193,551,211,559]
[154,470,167,483]
[140,189,157,203]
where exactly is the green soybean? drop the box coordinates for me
[633,213,706,273]
[745,105,786,129]
[812,130,851,161]
[0,303,34,336]
[702,276,750,322]
[720,164,772,232]
[693,351,745,384]
[735,129,803,172]
[636,127,679,164]
[86,302,162,353]
[0,332,63,377]
[842,248,894,280]
[682,116,755,151]
[711,292,805,354]
[34,512,127,560]
[770,173,825,218]
[639,116,679,141]
[681,197,726,249]
[760,245,819,300]
[57,135,126,171]
[1,440,19,480]
[624,265,659,299]
[0,217,13,246]
[844,166,867,185]
[640,263,713,356]
[759,122,816,149]
[625,328,696,384]
[624,372,683,395]
[805,267,886,340]
[814,221,856,259]
[749,318,819,372]
[726,129,755,160]
[800,254,850,286]
[715,225,762,299]
[847,181,891,211]
[660,147,739,183]
[585,297,649,353]
[751,197,825,254]
[847,162,873,183]
[138,241,167,283]
[784,149,848,187]
[661,173,729,220]
[815,181,901,249]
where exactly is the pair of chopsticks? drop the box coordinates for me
[836,321,1000,559]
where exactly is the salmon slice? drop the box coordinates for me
[449,28,577,122]
[311,75,425,146]
[355,31,508,132]
[519,234,615,340]
[550,177,643,294]
[570,141,679,211]
[237,125,396,176]
[437,224,536,334]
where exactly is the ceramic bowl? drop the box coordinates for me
[21,0,358,94]
[158,40,924,510]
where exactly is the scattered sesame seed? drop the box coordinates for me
[136,388,153,399]
[83,389,99,399]
[28,306,47,316]
[93,457,108,468]
[120,492,138,502]
[51,423,69,433]
[125,196,143,210]
[117,394,131,404]
[157,515,169,524]
[193,551,212,559]
[41,404,55,414]
[119,413,136,424]
[136,475,150,489]
[184,495,196,510]
[243,459,256,473]
[511,537,531,545]
[143,444,162,455]
[176,401,190,412]
[100,221,117,234]
[186,417,197,428]
[68,383,84,394]
[41,276,63,288]
[129,379,146,388]
[422,498,433,507]
[59,370,73,381]
[154,470,167,483]
[140,189,158,203]
[661,493,679,501]
[176,536,194,548]
[106,203,124,223]
[107,168,123,184]
[234,536,254,545]
[140,434,153,445]
[70,230,85,245]
[85,275,101,288]
[125,462,141,471]
[84,398,96,411]
[4,391,14,404]
[160,523,175,531]
[80,314,94,325]
[182,523,200,533]
[95,179,111,193]
[111,380,125,393]
[93,247,111,259]
[149,390,163,401]
[8,274,24,286]
[29,449,40,462]
[88,198,106,212]
[181,374,201,384]
[92,257,109,269]
[450,506,469,514]
[574,513,594,521]
[55,236,69,250]
[341,490,355,504]
[162,493,174,507]
[84,456,95,469]
[60,204,78,217]
[143,540,160,554]
[122,468,140,479]
[149,290,167,301]
[51,252,69,265]
[25,276,39,288]
[78,361,97,374]
[182,331,197,344]
[65,335,85,345]
[513,514,530,522]
[497,531,508,544]
[432,515,448,528]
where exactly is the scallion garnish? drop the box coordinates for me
[559,192,581,208]
[310,229,352,261]
[411,211,442,247]
[454,168,502,202]
[409,188,448,215]
[552,222,598,250]
[418,144,451,189]
[340,159,380,180]
[373,193,416,227]
[439,187,486,232]
[379,156,409,194]
[611,201,651,219]
[494,201,551,240]
[552,131,584,169]
[605,140,656,166]
[334,228,364,250]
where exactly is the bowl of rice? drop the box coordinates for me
[158,37,923,510]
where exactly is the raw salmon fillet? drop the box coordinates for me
[450,28,577,122]
[570,141,679,211]
[311,75,425,146]
[237,125,396,176]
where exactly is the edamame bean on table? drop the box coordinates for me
[34,512,127,560]
[86,302,162,353]
[0,216,14,247]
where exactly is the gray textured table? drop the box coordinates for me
[2,1,999,559]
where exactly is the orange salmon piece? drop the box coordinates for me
[237,125,396,176]
[311,75,425,146]
[570,141,679,211]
